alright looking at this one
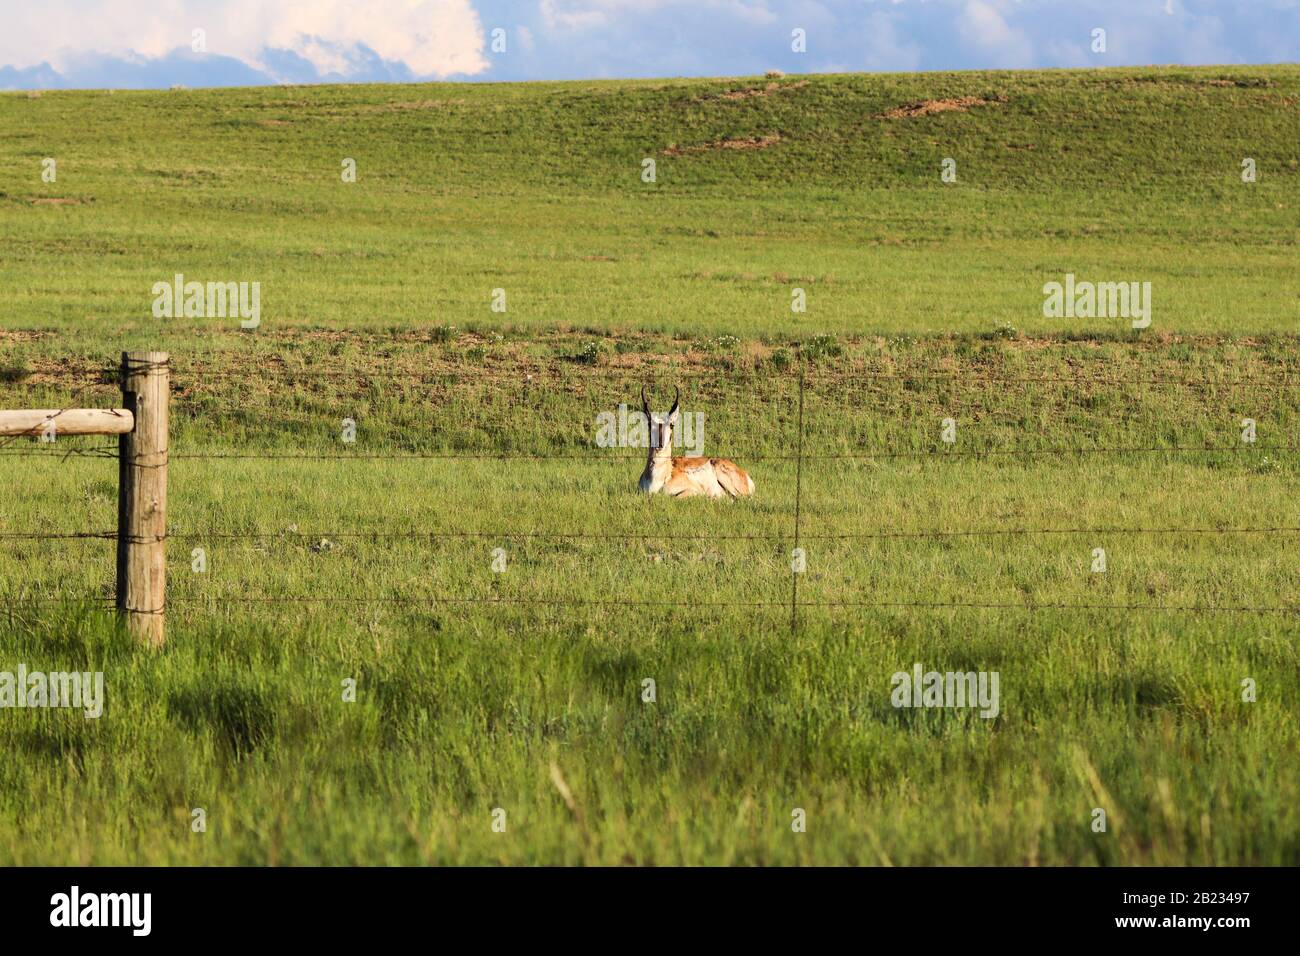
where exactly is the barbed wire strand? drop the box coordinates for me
[78,443,1298,462]
[5,525,1300,543]
[3,594,1295,616]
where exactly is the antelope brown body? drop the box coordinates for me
[638,385,755,499]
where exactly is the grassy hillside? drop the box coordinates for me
[1,68,1298,866]
[1,65,1298,341]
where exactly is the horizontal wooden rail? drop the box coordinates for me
[0,408,134,437]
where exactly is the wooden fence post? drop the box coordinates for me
[116,351,169,646]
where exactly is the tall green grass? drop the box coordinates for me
[1,337,1296,864]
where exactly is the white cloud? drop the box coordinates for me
[956,0,1035,67]
[0,0,489,78]
[858,8,923,72]
[539,0,613,30]
[539,0,777,32]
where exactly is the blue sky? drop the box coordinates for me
[1,1,1296,90]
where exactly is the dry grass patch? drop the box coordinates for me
[878,95,1007,119]
[698,79,810,102]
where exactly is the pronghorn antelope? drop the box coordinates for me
[638,385,754,499]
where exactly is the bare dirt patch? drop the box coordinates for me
[877,95,1007,119]
[698,79,809,102]
[1119,75,1271,89]
[663,133,782,156]
[30,197,83,206]
[0,330,53,342]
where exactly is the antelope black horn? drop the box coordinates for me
[669,386,680,417]
[640,384,651,417]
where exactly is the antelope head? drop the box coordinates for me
[641,384,680,455]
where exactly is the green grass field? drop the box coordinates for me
[1,66,1298,865]
[2,64,1298,338]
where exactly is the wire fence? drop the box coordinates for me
[10,525,1300,542]
[4,444,1295,462]
[4,594,1297,617]
[2,363,1298,624]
